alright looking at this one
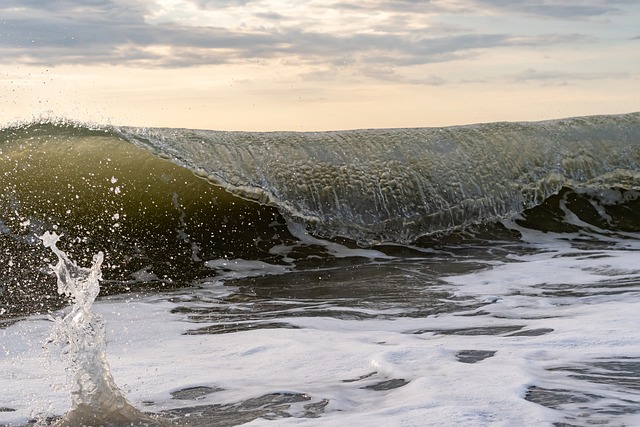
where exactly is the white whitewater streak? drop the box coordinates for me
[205,258,291,280]
[283,220,393,259]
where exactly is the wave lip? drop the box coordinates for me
[118,112,640,243]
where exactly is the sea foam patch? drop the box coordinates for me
[4,230,640,426]
[3,273,640,426]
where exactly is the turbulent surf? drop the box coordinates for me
[2,112,640,426]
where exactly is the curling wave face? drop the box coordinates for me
[119,112,640,241]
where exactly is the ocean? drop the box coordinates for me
[1,112,640,426]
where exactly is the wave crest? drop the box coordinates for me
[118,112,640,242]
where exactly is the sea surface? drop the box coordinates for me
[1,113,640,426]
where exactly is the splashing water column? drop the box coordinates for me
[40,231,162,426]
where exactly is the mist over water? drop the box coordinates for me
[2,112,640,426]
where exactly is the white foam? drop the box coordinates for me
[3,239,640,425]
[444,244,640,305]
[284,220,394,259]
[205,258,291,279]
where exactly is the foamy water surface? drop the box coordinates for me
[3,227,640,426]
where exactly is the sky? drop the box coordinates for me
[1,0,639,131]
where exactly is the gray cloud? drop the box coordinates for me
[469,0,629,19]
[192,0,259,8]
[255,11,286,21]
[0,0,631,82]
[1,0,153,50]
[333,0,631,19]
[330,0,451,13]
[509,68,631,85]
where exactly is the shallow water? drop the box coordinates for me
[3,226,640,426]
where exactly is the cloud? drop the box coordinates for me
[469,0,629,19]
[332,0,633,20]
[192,0,259,8]
[0,0,634,87]
[255,11,286,21]
[508,68,631,85]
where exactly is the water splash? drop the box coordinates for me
[41,231,162,426]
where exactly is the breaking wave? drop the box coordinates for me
[2,112,640,318]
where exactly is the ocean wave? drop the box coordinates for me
[2,113,640,318]
[116,112,640,242]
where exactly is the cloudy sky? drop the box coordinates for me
[1,0,639,130]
